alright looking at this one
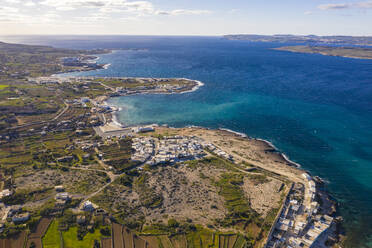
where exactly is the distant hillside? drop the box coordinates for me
[274,45,372,60]
[224,34,372,46]
[0,41,108,77]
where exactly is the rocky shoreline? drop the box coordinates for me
[103,93,344,247]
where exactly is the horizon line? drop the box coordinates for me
[1,33,372,37]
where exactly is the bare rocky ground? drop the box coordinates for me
[242,177,283,217]
[14,168,108,194]
[93,155,285,231]
[92,164,228,226]
[144,165,226,225]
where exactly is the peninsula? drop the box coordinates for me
[274,46,372,60]
[223,34,372,46]
[0,41,343,248]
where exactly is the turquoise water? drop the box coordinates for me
[6,36,371,247]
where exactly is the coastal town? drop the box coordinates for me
[0,41,343,248]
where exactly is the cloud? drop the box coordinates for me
[40,0,105,9]
[318,1,372,10]
[39,0,210,16]
[4,0,21,3]
[356,1,372,8]
[228,9,239,14]
[0,6,27,23]
[40,0,155,13]
[73,14,109,22]
[0,0,212,27]
[24,1,36,7]
[318,3,350,10]
[156,9,211,16]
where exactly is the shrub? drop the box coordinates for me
[100,226,111,236]
[167,219,179,228]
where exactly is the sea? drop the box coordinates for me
[2,35,371,247]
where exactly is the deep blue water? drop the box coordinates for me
[3,35,372,247]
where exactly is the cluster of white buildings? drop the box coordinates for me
[303,173,317,203]
[131,136,207,165]
[266,173,334,248]
[131,137,155,163]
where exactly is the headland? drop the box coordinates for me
[274,45,372,60]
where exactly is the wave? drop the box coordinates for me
[179,79,205,94]
[218,128,248,138]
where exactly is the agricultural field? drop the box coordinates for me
[62,226,105,248]
[43,220,61,248]
[27,217,53,248]
[97,138,137,173]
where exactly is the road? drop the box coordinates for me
[98,82,115,92]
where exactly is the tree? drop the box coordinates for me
[167,219,179,228]
[94,239,100,248]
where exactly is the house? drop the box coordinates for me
[55,199,67,208]
[81,97,90,103]
[0,189,12,199]
[55,192,70,201]
[8,205,22,217]
[55,185,64,192]
[82,200,95,211]
[12,212,30,223]
[77,215,86,224]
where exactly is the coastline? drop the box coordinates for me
[61,52,343,247]
[219,129,302,169]
[105,86,314,173]
[273,46,372,60]
[70,52,331,198]
[52,50,115,77]
[179,79,205,94]
[103,77,204,127]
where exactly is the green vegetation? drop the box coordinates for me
[2,188,53,205]
[245,174,269,185]
[141,223,249,248]
[233,235,246,248]
[215,173,257,223]
[62,226,104,248]
[98,138,137,173]
[42,220,61,248]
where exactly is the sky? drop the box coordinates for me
[0,0,371,36]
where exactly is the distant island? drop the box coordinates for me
[274,45,372,60]
[224,34,372,46]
